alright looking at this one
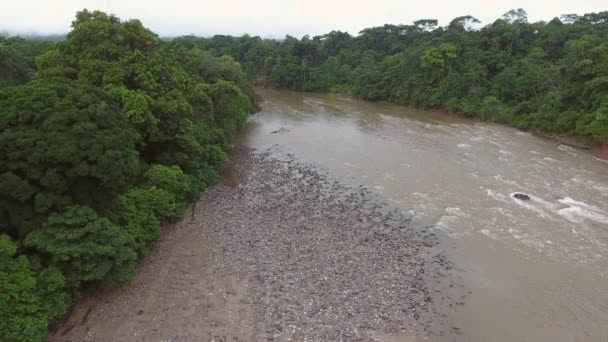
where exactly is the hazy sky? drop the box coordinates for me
[1,0,606,37]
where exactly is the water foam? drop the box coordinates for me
[509,193,561,222]
[445,207,470,217]
[485,188,507,202]
[556,197,608,224]
[479,229,499,239]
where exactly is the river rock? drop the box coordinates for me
[513,193,530,200]
[271,127,290,134]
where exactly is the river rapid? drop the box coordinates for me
[244,88,608,341]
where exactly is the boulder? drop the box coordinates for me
[513,193,530,200]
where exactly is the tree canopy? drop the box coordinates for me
[0,10,255,341]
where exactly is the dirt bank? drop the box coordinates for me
[49,146,459,342]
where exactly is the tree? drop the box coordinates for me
[560,14,580,24]
[0,235,70,342]
[25,206,138,289]
[0,10,259,340]
[0,79,141,236]
[449,16,482,32]
[420,43,457,82]
[502,9,528,24]
[0,36,54,86]
[414,19,438,32]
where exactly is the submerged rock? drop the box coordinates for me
[271,127,290,134]
[513,193,531,201]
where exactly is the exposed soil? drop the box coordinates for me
[48,146,458,342]
[592,142,608,160]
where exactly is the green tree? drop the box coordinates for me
[0,235,69,342]
[25,206,137,289]
[0,79,141,236]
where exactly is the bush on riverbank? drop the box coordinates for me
[0,10,254,341]
[183,10,608,142]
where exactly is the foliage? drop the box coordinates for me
[0,79,142,236]
[144,164,191,201]
[0,36,55,86]
[0,235,69,342]
[0,10,255,340]
[118,187,167,257]
[24,206,138,289]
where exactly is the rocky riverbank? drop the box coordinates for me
[49,146,461,341]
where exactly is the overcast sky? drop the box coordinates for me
[1,0,606,38]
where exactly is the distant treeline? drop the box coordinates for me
[178,9,608,141]
[0,36,55,86]
[0,10,255,341]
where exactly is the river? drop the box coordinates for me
[244,88,608,341]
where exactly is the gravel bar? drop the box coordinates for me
[49,145,461,342]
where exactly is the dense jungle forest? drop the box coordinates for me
[180,9,608,141]
[0,10,255,341]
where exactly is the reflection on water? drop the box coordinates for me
[245,88,608,341]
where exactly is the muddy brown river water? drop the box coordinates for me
[246,88,608,341]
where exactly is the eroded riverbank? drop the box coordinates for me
[49,146,460,341]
